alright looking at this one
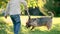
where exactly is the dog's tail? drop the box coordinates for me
[48,11,54,18]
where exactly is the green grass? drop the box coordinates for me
[0,16,60,34]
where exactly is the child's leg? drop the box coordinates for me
[10,15,21,34]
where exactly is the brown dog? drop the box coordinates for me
[26,12,54,30]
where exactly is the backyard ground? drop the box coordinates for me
[0,16,60,34]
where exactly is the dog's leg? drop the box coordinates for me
[31,26,35,30]
[46,22,52,30]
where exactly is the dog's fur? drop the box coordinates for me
[26,11,54,30]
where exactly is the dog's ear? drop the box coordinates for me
[26,21,29,25]
[26,23,28,24]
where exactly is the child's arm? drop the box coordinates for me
[4,2,10,18]
[20,0,28,10]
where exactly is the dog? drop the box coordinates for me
[26,11,54,30]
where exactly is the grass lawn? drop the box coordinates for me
[0,16,60,34]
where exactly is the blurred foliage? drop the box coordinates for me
[0,0,8,8]
[44,0,60,17]
[0,0,60,17]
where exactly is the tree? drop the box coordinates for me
[44,0,60,17]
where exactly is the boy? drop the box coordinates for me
[4,0,27,34]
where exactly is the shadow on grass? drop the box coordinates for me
[0,21,7,34]
[0,18,13,34]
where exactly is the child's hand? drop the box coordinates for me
[5,16,7,19]
[25,6,28,10]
